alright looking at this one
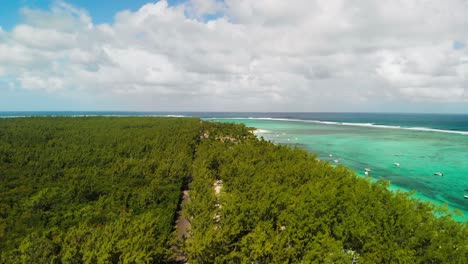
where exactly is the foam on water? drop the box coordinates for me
[207,117,468,135]
[253,129,272,134]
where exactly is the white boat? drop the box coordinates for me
[333,159,339,163]
[465,195,468,199]
[434,172,443,176]
[329,154,333,157]
[365,168,371,172]
[394,163,400,167]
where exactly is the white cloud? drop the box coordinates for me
[1,0,468,111]
[376,44,468,102]
[12,25,77,50]
[186,0,226,18]
[400,87,466,102]
[20,1,93,31]
[19,75,65,93]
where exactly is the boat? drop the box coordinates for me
[329,154,333,157]
[333,159,339,163]
[465,189,468,199]
[434,172,443,176]
[365,168,371,172]
[394,163,400,166]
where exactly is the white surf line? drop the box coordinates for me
[206,117,468,136]
[252,129,272,134]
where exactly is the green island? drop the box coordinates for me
[0,117,466,263]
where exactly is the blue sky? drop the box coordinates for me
[0,0,467,112]
[0,0,185,30]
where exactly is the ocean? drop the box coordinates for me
[1,111,467,221]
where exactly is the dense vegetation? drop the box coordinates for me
[0,117,200,263]
[0,117,466,263]
[185,122,468,263]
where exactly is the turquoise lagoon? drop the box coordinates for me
[211,118,468,222]
[1,111,467,221]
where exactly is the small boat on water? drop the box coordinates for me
[329,154,333,157]
[434,172,443,176]
[365,168,371,172]
[394,163,400,167]
[333,159,339,163]
[465,189,468,199]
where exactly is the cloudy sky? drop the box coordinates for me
[1,0,468,112]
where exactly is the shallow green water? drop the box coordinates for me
[214,118,468,221]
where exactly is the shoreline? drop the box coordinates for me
[213,117,468,136]
[2,112,468,136]
[246,120,467,222]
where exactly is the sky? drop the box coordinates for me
[0,0,468,113]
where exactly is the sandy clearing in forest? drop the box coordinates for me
[213,180,223,226]
[214,180,222,195]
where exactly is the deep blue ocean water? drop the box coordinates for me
[1,111,467,220]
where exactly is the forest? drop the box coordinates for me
[0,117,200,263]
[0,117,466,263]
